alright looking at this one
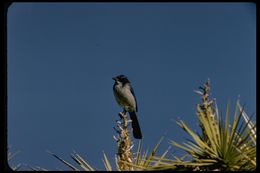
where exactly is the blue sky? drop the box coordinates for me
[7,3,256,170]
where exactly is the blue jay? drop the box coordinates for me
[112,75,142,139]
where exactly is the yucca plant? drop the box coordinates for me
[121,137,176,171]
[45,112,171,171]
[170,80,256,171]
[8,147,22,171]
[45,138,173,171]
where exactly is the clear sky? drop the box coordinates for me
[7,2,256,170]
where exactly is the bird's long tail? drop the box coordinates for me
[129,112,142,139]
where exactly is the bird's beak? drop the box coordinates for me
[112,77,117,81]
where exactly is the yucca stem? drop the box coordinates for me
[115,112,133,171]
[196,79,217,143]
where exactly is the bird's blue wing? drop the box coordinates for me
[130,85,138,112]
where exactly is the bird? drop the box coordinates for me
[112,75,142,139]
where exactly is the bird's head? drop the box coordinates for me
[112,75,130,85]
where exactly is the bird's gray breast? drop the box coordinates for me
[113,84,136,112]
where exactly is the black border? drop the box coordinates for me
[2,1,12,172]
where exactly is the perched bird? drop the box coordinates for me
[112,75,142,139]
